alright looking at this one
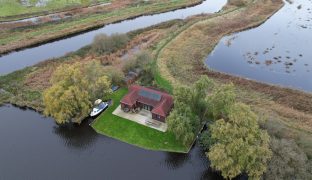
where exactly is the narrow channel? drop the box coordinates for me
[205,0,312,92]
[0,0,227,75]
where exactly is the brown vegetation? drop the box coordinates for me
[24,29,163,92]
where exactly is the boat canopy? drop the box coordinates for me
[94,99,102,106]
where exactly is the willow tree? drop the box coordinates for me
[207,83,236,120]
[207,103,272,179]
[43,61,111,124]
[167,104,196,146]
[167,76,213,146]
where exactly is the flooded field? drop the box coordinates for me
[206,0,312,92]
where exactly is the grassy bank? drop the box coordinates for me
[0,0,111,21]
[91,88,188,152]
[0,0,202,54]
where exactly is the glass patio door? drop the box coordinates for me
[143,104,151,111]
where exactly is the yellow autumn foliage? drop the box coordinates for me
[43,61,111,124]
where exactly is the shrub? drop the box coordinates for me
[122,51,153,73]
[92,33,129,55]
[122,51,155,86]
[264,137,311,180]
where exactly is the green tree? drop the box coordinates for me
[207,83,236,120]
[173,86,192,106]
[167,76,213,146]
[167,104,196,146]
[43,85,91,124]
[191,76,214,120]
[207,103,272,179]
[43,61,112,124]
[82,61,112,101]
[105,67,125,86]
[199,130,215,151]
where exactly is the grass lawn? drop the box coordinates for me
[91,87,189,153]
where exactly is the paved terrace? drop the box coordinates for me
[113,105,167,132]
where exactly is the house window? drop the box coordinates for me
[156,115,161,120]
[143,104,152,111]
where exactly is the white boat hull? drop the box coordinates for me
[90,102,108,117]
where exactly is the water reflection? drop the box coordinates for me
[200,167,224,180]
[165,151,190,169]
[52,119,98,150]
[0,105,224,179]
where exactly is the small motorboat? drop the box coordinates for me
[90,99,108,117]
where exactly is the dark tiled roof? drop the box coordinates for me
[120,85,173,117]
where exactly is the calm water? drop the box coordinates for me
[206,0,312,92]
[0,0,227,75]
[0,104,224,180]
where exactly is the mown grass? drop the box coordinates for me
[0,0,111,20]
[0,0,202,54]
[91,87,188,152]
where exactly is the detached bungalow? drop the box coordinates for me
[120,85,174,122]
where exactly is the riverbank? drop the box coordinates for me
[0,0,202,55]
[156,0,312,159]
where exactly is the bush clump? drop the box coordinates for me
[264,137,312,180]
[92,33,129,55]
[123,51,155,86]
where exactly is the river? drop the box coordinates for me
[0,0,226,75]
[205,0,312,92]
[0,104,225,179]
[0,1,228,179]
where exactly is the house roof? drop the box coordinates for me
[120,85,173,117]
